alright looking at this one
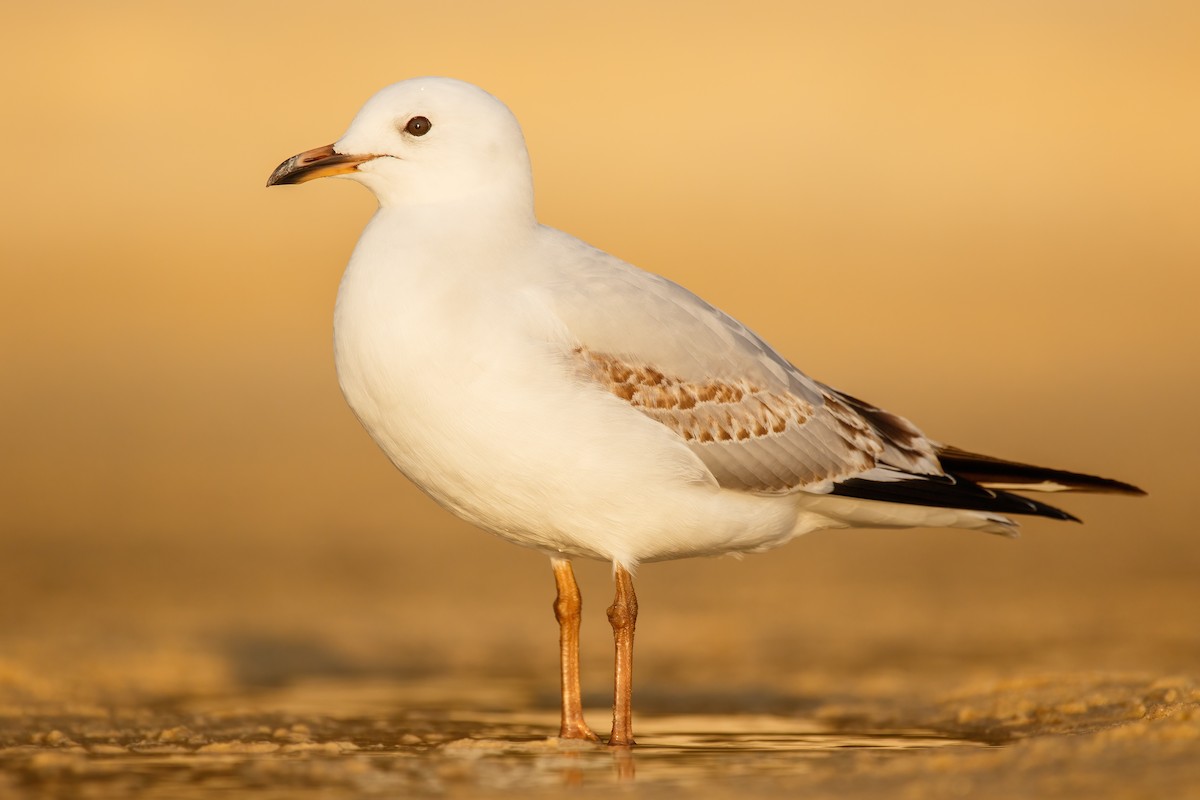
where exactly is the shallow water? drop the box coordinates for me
[1,537,1197,798]
[0,703,992,798]
[2,673,1196,799]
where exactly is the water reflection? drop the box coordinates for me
[2,705,992,797]
[426,712,990,789]
[442,712,986,791]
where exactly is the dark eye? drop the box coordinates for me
[404,116,432,137]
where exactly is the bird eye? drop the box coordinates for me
[403,116,432,137]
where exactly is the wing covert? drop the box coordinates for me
[544,232,942,492]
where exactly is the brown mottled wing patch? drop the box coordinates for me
[573,347,882,492]
[578,348,808,441]
[827,390,941,475]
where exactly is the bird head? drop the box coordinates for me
[267,77,534,214]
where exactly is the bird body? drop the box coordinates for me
[268,77,1143,745]
[334,209,812,564]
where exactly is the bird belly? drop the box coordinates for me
[332,271,807,564]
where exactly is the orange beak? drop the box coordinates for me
[266,144,377,186]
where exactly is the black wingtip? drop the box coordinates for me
[1058,508,1083,524]
[936,445,1146,497]
[829,473,1082,522]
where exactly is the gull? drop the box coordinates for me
[267,77,1144,746]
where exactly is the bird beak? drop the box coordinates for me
[266,144,377,187]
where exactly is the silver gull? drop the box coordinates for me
[267,77,1144,746]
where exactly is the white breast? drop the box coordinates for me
[330,211,792,565]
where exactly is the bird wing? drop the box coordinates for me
[542,235,942,493]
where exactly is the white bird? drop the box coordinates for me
[267,77,1143,746]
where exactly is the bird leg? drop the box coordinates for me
[606,563,639,746]
[551,558,599,742]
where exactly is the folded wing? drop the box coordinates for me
[547,235,1143,517]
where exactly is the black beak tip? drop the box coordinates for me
[266,157,300,187]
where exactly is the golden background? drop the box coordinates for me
[1,1,1198,793]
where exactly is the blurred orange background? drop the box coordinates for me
[1,1,1197,699]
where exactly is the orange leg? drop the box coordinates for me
[607,563,639,746]
[551,558,599,742]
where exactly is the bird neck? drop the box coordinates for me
[358,193,538,277]
[381,185,536,239]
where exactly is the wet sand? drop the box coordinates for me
[1,526,1196,798]
[3,675,1197,799]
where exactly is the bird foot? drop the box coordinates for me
[559,722,602,743]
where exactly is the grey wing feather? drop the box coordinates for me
[541,232,943,493]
